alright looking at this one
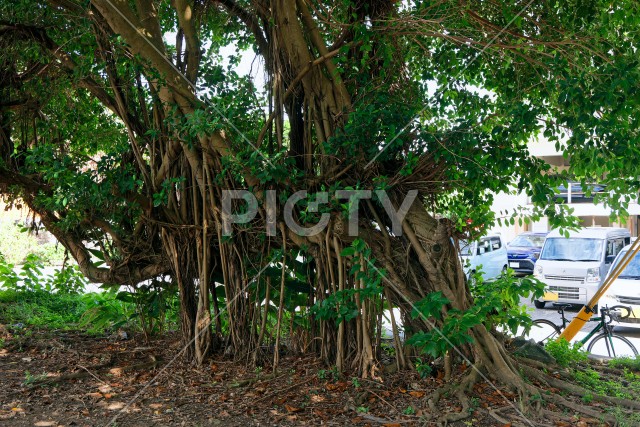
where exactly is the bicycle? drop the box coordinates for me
[519,302,638,358]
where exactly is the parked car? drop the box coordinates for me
[599,244,640,328]
[506,232,548,276]
[458,234,508,281]
[533,227,631,308]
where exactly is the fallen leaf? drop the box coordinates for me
[11,408,24,412]
[408,391,425,398]
[312,408,328,420]
[149,403,163,409]
[310,395,325,403]
[87,392,102,399]
[284,404,302,413]
[103,393,113,399]
[106,402,125,411]
[34,422,57,426]
[98,385,112,393]
[325,382,348,391]
[383,424,401,427]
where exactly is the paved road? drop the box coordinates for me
[521,297,640,354]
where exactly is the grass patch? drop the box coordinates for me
[610,407,640,427]
[573,367,640,400]
[0,289,88,329]
[0,286,181,337]
[609,356,640,371]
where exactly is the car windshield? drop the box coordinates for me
[458,240,473,256]
[540,238,603,262]
[611,250,640,279]
[509,235,546,248]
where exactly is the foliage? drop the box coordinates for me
[0,221,64,265]
[470,269,546,336]
[0,253,87,293]
[407,291,476,358]
[609,407,640,427]
[79,289,135,333]
[408,272,544,358]
[0,251,178,336]
[573,368,640,399]
[312,239,384,324]
[317,366,340,382]
[0,289,87,329]
[414,357,433,379]
[608,357,640,371]
[545,339,588,368]
[80,282,179,337]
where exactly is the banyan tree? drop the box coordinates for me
[2,0,640,422]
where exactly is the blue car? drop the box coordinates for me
[506,232,548,276]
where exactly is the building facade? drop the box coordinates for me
[490,138,640,242]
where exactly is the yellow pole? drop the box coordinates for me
[558,236,640,342]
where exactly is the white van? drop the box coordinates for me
[533,227,631,308]
[599,244,640,328]
[458,234,508,281]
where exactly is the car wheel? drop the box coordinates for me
[534,300,546,309]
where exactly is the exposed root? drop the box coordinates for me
[521,364,640,411]
[428,367,481,425]
[488,406,541,427]
[553,394,617,424]
[438,389,470,425]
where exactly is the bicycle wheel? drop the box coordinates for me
[519,319,561,344]
[587,333,638,358]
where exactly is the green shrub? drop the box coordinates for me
[609,357,640,371]
[545,338,587,367]
[0,289,87,329]
[0,253,87,293]
[0,222,64,265]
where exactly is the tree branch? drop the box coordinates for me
[212,0,268,58]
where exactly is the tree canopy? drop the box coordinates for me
[2,0,640,423]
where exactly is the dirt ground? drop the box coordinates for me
[0,327,610,426]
